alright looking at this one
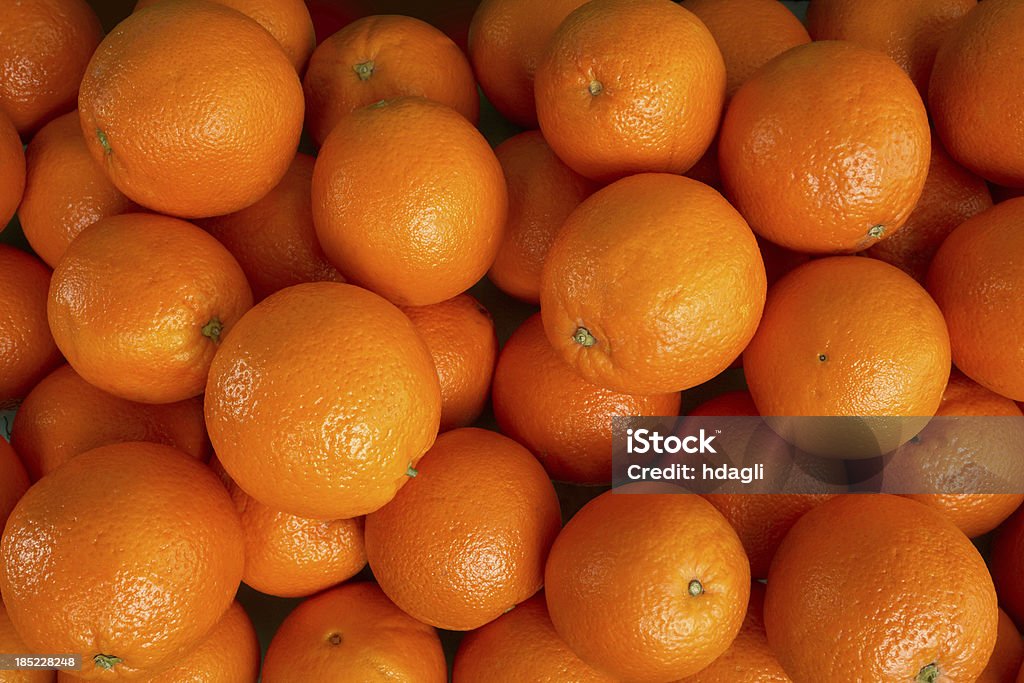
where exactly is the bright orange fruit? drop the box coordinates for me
[977,609,1024,683]
[0,109,24,229]
[0,439,29,533]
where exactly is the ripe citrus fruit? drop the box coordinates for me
[545,488,750,681]
[540,173,766,394]
[452,592,616,682]
[765,495,998,682]
[0,600,52,683]
[488,130,597,304]
[0,110,24,229]
[534,0,725,181]
[205,282,441,520]
[0,442,244,679]
[720,40,931,253]
[135,0,316,72]
[199,152,344,302]
[866,132,993,283]
[312,97,506,306]
[927,198,1024,401]
[978,609,1024,683]
[303,14,478,146]
[261,582,447,683]
[401,294,498,432]
[0,245,62,406]
[806,0,975,95]
[467,0,589,128]
[47,213,253,404]
[0,0,102,136]
[11,364,208,482]
[18,111,139,268]
[365,428,561,631]
[0,439,29,532]
[214,461,367,598]
[989,505,1024,629]
[492,313,681,484]
[929,0,1024,187]
[77,0,304,218]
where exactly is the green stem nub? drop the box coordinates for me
[588,79,603,96]
[94,654,122,670]
[688,579,703,597]
[406,464,419,478]
[97,129,112,155]
[916,663,940,683]
[353,60,375,81]
[573,327,597,347]
[868,224,885,239]
[202,317,223,343]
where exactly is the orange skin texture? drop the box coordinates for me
[807,0,975,96]
[765,495,998,682]
[312,97,507,306]
[364,428,562,631]
[77,0,304,218]
[10,364,209,482]
[261,582,447,683]
[0,443,245,680]
[0,110,24,229]
[488,130,598,304]
[18,111,139,268]
[213,460,367,599]
[401,294,498,432]
[744,256,950,417]
[992,506,1024,634]
[681,583,791,683]
[540,173,766,395]
[493,313,680,485]
[977,609,1024,683]
[47,213,253,405]
[205,282,441,520]
[545,489,750,681]
[0,600,54,683]
[929,0,1024,188]
[867,132,993,283]
[452,592,616,683]
[0,0,102,136]
[900,372,1024,538]
[467,0,590,128]
[927,198,1024,401]
[683,0,810,100]
[134,0,316,72]
[720,41,931,254]
[534,0,725,182]
[0,439,30,534]
[303,15,478,146]
[199,153,344,302]
[0,246,62,405]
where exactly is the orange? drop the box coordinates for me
[534,0,725,181]
[261,582,447,683]
[683,0,810,100]
[303,15,478,146]
[401,294,498,432]
[0,110,24,229]
[10,364,209,482]
[0,439,29,533]
[681,583,790,683]
[0,442,244,679]
[77,0,304,218]
[927,198,1024,401]
[492,313,681,484]
[0,246,62,405]
[487,130,597,304]
[134,0,316,72]
[47,214,253,404]
[311,97,506,306]
[765,495,998,682]
[205,282,441,520]
[806,0,975,96]
[199,153,344,302]
[213,460,366,598]
[18,111,139,268]
[0,600,53,683]
[978,609,1024,683]
[720,41,931,254]
[467,0,589,128]
[866,132,993,283]
[990,504,1024,630]
[744,257,950,417]
[545,488,750,681]
[364,428,561,631]
[0,0,102,136]
[452,592,616,683]
[540,173,766,394]
[929,0,1024,188]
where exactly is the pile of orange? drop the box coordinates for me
[1,0,1023,681]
